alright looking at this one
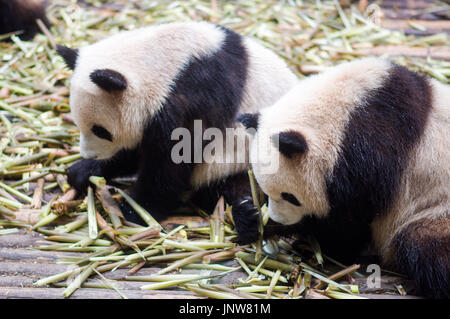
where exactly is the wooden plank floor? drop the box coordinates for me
[360,0,450,60]
[0,230,421,299]
[0,230,213,299]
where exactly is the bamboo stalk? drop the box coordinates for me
[31,177,45,209]
[155,251,213,275]
[116,188,161,228]
[267,269,282,297]
[314,264,360,290]
[34,265,89,287]
[141,269,236,290]
[87,187,98,239]
[0,181,33,203]
[55,214,88,233]
[184,285,243,299]
[63,262,99,298]
[235,252,296,273]
[96,187,123,229]
[202,247,243,263]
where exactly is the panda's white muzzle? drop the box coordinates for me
[79,133,116,160]
[267,199,303,225]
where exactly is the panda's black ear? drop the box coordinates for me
[90,69,127,92]
[237,113,259,131]
[56,45,78,70]
[271,131,308,158]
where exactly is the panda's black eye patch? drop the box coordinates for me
[91,125,112,142]
[281,192,301,206]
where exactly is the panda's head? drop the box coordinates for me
[238,110,331,226]
[57,44,147,160]
[237,75,338,225]
[57,23,229,160]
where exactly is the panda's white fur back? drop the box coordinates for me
[372,78,450,264]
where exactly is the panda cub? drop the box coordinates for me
[0,0,49,40]
[238,58,449,299]
[57,22,298,244]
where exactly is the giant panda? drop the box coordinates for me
[238,57,450,299]
[0,0,49,40]
[56,21,299,244]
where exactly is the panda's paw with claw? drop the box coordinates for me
[66,159,103,194]
[232,196,260,245]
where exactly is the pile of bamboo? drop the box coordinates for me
[0,0,447,299]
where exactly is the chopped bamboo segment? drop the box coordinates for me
[86,187,98,239]
[63,262,99,298]
[116,188,161,229]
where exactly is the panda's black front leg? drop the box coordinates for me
[119,160,192,225]
[219,172,260,245]
[119,188,173,226]
[66,159,104,193]
[231,195,260,245]
[67,148,139,194]
[393,216,450,299]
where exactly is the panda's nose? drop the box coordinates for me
[80,149,98,160]
[84,154,98,160]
